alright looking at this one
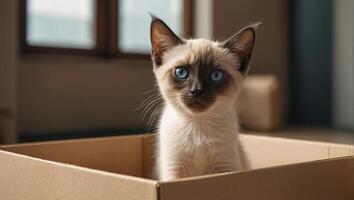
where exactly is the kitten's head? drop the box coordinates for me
[150,17,258,115]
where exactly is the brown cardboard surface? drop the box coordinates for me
[0,150,158,200]
[251,127,354,145]
[329,143,354,158]
[142,134,354,171]
[237,75,282,131]
[2,135,144,176]
[159,157,354,200]
[1,133,353,200]
[240,134,330,168]
[239,134,354,168]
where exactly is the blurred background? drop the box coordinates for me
[0,0,353,144]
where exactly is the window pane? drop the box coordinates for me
[27,0,95,49]
[118,0,183,54]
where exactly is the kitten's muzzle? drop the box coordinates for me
[190,81,205,97]
[182,82,214,112]
[182,94,211,112]
[190,88,205,97]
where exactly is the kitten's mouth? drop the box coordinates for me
[185,98,209,112]
[191,100,206,108]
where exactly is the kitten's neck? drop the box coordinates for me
[160,103,240,143]
[164,102,238,128]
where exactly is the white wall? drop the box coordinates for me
[333,0,354,131]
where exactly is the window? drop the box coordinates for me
[19,0,193,58]
[26,0,95,49]
[118,0,184,54]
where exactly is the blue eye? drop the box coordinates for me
[210,70,224,82]
[174,67,189,79]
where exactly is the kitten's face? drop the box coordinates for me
[150,17,258,114]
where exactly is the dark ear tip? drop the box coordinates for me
[237,22,261,39]
[149,13,157,20]
[251,22,262,29]
[150,13,162,24]
[245,22,262,33]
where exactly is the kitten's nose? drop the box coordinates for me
[190,81,205,96]
[190,86,205,96]
[190,89,205,96]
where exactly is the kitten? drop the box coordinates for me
[150,16,258,181]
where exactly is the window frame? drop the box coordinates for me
[19,0,193,59]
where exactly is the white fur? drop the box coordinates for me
[157,103,243,180]
[153,39,246,181]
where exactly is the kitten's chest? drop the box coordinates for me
[189,144,211,175]
[160,106,238,145]
[159,107,240,175]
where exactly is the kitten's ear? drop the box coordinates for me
[223,23,260,74]
[150,16,182,66]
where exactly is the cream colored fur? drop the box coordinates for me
[154,39,246,181]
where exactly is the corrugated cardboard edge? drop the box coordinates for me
[158,156,354,200]
[240,133,354,149]
[1,134,142,149]
[0,139,159,200]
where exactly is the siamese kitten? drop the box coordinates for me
[150,17,258,181]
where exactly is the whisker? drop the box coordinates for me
[141,98,163,120]
[146,106,162,132]
[134,88,163,111]
[134,94,162,112]
[141,85,160,95]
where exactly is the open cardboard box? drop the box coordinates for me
[0,133,353,200]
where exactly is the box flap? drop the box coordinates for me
[1,135,144,177]
[329,143,354,158]
[239,134,354,169]
[0,150,158,200]
[159,157,354,200]
[141,133,354,177]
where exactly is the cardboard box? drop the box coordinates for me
[237,75,282,131]
[0,134,353,200]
